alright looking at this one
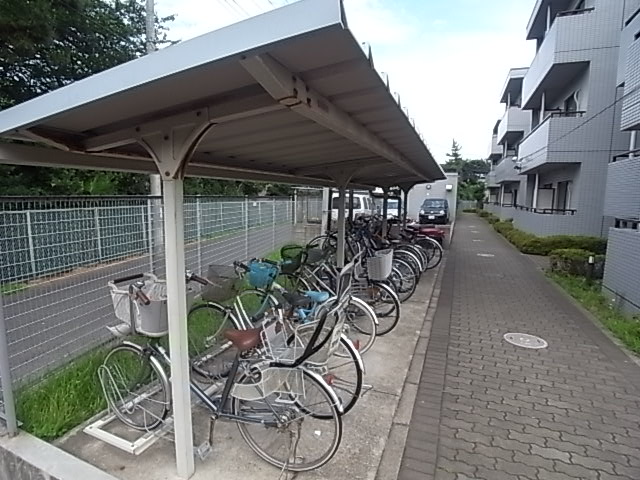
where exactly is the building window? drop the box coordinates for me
[564,92,578,112]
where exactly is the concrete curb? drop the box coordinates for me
[0,430,118,480]
[373,258,446,480]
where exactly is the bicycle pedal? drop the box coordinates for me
[195,441,212,461]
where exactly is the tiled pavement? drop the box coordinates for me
[397,214,640,480]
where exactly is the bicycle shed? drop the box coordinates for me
[0,0,444,477]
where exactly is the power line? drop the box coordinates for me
[515,83,640,167]
[229,0,250,16]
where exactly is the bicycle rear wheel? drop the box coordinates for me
[100,342,170,431]
[234,368,342,472]
[366,282,401,336]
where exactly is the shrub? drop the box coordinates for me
[549,248,605,278]
[462,208,477,213]
[487,219,607,257]
[477,210,490,218]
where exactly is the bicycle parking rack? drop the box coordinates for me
[84,382,219,456]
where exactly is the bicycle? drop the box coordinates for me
[188,260,366,415]
[101,272,345,472]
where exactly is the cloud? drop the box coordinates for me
[155,0,534,162]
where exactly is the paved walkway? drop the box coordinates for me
[398,214,640,480]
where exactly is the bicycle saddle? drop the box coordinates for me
[223,328,262,352]
[305,290,330,303]
[282,292,312,308]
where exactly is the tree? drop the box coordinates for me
[442,139,464,174]
[0,1,293,197]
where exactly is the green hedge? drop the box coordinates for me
[462,208,477,213]
[549,248,605,278]
[479,214,607,256]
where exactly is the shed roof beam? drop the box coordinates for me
[240,54,424,178]
[82,91,282,152]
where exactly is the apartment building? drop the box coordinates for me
[487,0,630,236]
[602,0,640,314]
[487,68,533,220]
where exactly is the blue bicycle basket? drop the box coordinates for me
[247,261,278,288]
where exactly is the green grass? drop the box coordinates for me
[16,348,109,441]
[1,282,28,295]
[548,272,640,355]
[15,244,299,441]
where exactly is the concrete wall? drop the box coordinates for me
[603,228,640,314]
[0,431,117,480]
[406,173,459,222]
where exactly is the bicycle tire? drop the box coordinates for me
[187,302,239,381]
[368,281,401,336]
[101,342,170,431]
[316,295,377,354]
[234,368,342,472]
[418,237,443,269]
[389,258,417,303]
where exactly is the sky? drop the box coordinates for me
[154,0,536,164]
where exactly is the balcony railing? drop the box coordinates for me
[557,7,595,18]
[611,148,640,163]
[515,204,577,215]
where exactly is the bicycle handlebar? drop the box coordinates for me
[112,273,145,284]
[135,289,151,305]
[233,260,250,272]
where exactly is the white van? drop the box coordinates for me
[331,192,374,220]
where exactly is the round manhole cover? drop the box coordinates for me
[503,333,548,349]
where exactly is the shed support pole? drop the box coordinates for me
[348,189,354,223]
[162,178,194,479]
[321,187,330,234]
[326,188,333,234]
[403,187,410,228]
[336,186,346,268]
[0,292,17,436]
[382,189,389,237]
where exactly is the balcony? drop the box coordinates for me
[513,206,582,236]
[620,18,640,130]
[486,170,498,188]
[493,157,521,184]
[605,150,640,221]
[489,133,502,160]
[517,112,585,173]
[497,107,532,145]
[522,8,595,109]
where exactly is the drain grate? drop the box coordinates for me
[503,333,548,349]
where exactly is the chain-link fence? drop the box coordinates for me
[0,195,309,428]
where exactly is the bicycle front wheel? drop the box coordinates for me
[234,368,342,472]
[100,342,170,431]
[187,302,238,381]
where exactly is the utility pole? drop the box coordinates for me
[146,0,163,272]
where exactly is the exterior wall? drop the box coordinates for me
[602,228,640,314]
[406,173,459,221]
[604,157,640,220]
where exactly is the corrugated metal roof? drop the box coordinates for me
[0,0,444,188]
